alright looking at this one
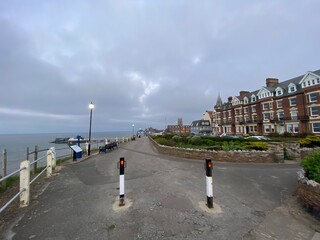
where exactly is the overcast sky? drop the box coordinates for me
[0,0,319,134]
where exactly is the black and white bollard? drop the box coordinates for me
[118,157,126,206]
[205,158,213,208]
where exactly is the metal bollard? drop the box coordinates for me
[117,157,127,206]
[205,158,213,208]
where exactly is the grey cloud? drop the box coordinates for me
[0,0,320,133]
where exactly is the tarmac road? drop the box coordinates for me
[2,137,320,240]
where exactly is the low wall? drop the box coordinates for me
[297,170,320,218]
[149,137,281,163]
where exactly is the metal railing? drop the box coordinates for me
[0,147,56,214]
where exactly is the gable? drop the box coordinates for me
[299,72,320,88]
[232,96,241,106]
[257,87,273,99]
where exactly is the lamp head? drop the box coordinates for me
[89,102,95,109]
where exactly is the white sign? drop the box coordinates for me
[70,145,82,153]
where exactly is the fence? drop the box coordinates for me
[0,147,56,213]
[0,137,133,214]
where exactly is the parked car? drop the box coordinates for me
[246,136,270,140]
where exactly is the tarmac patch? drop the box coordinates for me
[198,201,222,214]
[112,197,132,212]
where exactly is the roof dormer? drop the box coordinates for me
[288,83,297,93]
[275,87,283,96]
[243,96,249,104]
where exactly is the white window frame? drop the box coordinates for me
[263,113,269,120]
[289,97,297,106]
[251,106,256,113]
[277,111,284,120]
[264,125,270,133]
[288,83,297,93]
[310,106,319,116]
[276,100,283,108]
[312,122,320,133]
[308,92,318,103]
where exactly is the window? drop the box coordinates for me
[269,102,273,109]
[277,111,284,120]
[252,106,256,113]
[264,125,270,133]
[275,87,283,96]
[244,107,248,114]
[252,115,257,122]
[308,93,318,102]
[251,96,256,102]
[276,100,283,108]
[270,112,274,120]
[263,113,269,120]
[245,116,250,122]
[244,97,248,104]
[293,123,299,133]
[289,98,297,106]
[263,103,269,110]
[287,124,292,133]
[288,83,297,93]
[291,110,298,120]
[310,106,319,116]
[312,123,320,133]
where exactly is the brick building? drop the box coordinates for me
[213,69,320,136]
[166,118,191,134]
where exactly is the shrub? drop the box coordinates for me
[156,137,170,146]
[281,131,292,138]
[300,136,320,148]
[301,151,320,183]
[172,135,182,143]
[188,136,203,145]
[245,142,268,151]
[269,132,280,138]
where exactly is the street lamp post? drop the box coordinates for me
[88,102,94,156]
[132,124,135,139]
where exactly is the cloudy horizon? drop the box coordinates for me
[1,0,319,134]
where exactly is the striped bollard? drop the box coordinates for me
[205,158,213,208]
[118,157,126,206]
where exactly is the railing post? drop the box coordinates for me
[2,149,7,188]
[33,145,38,174]
[47,149,53,177]
[26,147,29,160]
[50,147,56,169]
[20,160,30,207]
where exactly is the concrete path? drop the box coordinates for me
[2,137,320,239]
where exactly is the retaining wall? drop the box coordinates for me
[297,170,320,218]
[149,137,282,163]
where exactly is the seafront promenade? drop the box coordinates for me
[1,137,320,239]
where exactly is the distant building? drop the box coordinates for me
[203,111,214,134]
[190,120,212,136]
[166,118,190,134]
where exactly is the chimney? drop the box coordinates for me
[239,91,249,97]
[266,78,279,87]
[228,96,233,102]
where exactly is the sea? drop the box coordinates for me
[0,131,132,175]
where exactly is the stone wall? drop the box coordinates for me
[297,170,320,218]
[301,147,320,160]
[149,137,282,163]
[284,142,301,161]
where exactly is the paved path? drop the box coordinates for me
[2,137,320,239]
